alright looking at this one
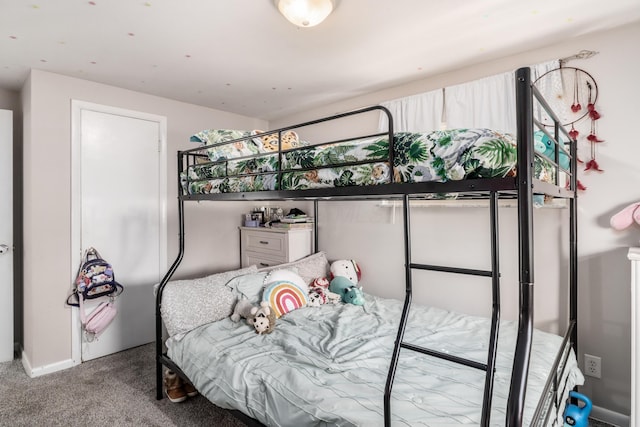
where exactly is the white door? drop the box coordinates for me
[71,101,166,362]
[0,110,13,362]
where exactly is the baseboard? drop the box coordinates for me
[590,405,630,427]
[21,350,79,378]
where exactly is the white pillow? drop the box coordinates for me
[264,269,308,293]
[160,265,258,337]
[258,251,330,286]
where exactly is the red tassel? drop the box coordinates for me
[587,133,604,143]
[571,103,582,113]
[584,159,604,172]
[588,108,601,120]
[569,127,579,140]
[577,180,587,191]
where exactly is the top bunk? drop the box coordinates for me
[179,67,577,202]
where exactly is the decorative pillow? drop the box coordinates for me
[190,129,262,162]
[262,280,308,318]
[190,129,249,145]
[264,268,307,293]
[258,251,330,286]
[225,272,268,305]
[160,265,258,337]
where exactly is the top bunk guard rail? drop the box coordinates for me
[179,92,576,202]
[156,67,578,427]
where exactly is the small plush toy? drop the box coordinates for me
[231,298,276,335]
[329,260,361,285]
[307,277,341,307]
[534,131,570,170]
[610,202,640,231]
[251,301,276,334]
[329,260,364,305]
[329,276,365,306]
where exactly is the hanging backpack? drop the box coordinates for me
[66,247,124,340]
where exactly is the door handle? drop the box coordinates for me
[0,244,10,254]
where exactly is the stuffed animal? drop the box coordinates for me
[534,131,570,170]
[610,202,640,231]
[307,277,341,306]
[251,301,276,334]
[329,260,361,285]
[230,298,253,323]
[329,276,365,306]
[231,298,276,335]
[252,130,301,152]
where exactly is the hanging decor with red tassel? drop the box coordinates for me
[533,62,602,191]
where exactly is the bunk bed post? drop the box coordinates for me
[507,67,535,426]
[569,131,579,354]
[313,199,319,253]
[481,191,501,426]
[384,194,412,426]
[155,151,187,400]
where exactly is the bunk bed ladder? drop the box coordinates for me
[384,192,501,427]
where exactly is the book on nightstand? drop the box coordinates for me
[280,216,310,223]
[270,221,313,229]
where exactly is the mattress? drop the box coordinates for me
[182,129,548,195]
[167,293,583,426]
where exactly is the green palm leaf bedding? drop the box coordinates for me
[183,129,558,195]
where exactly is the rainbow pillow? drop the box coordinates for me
[263,280,308,318]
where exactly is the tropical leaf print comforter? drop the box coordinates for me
[183,129,553,194]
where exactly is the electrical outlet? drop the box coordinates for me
[584,354,601,378]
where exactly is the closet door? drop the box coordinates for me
[72,102,166,362]
[0,109,13,362]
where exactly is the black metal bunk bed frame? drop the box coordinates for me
[155,67,578,427]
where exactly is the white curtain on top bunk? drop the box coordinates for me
[445,71,517,134]
[378,60,559,135]
[378,89,443,133]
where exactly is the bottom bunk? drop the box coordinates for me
[159,253,583,427]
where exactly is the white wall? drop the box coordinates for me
[20,70,272,370]
[271,23,640,418]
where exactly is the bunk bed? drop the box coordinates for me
[155,67,582,426]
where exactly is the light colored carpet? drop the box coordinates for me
[0,342,616,426]
[0,343,247,427]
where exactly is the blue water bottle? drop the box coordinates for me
[563,391,592,427]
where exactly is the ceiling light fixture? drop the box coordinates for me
[275,0,336,28]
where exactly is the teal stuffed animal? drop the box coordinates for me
[329,276,364,306]
[534,131,570,170]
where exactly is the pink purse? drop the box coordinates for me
[80,299,117,340]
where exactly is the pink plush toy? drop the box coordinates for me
[610,202,640,231]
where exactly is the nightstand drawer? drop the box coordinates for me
[243,231,286,255]
[243,252,286,269]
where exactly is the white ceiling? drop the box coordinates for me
[2,0,640,121]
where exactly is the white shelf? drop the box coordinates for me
[377,199,568,209]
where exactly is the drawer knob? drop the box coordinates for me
[259,241,269,245]
[259,262,270,267]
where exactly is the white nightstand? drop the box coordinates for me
[240,227,314,268]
